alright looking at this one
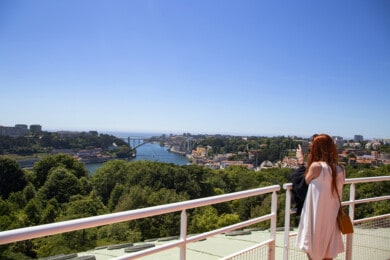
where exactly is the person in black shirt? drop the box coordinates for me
[291,134,318,217]
[291,144,308,216]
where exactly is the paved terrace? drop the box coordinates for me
[75,225,390,260]
[77,230,285,260]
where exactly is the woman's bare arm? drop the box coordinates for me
[305,162,322,184]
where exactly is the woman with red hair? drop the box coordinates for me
[296,134,345,260]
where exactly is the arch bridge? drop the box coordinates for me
[122,136,151,150]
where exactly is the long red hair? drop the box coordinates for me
[305,134,339,193]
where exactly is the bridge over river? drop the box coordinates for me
[121,136,152,150]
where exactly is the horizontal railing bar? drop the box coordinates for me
[342,196,390,206]
[289,231,298,237]
[0,185,280,245]
[283,176,390,190]
[344,176,390,184]
[353,213,390,224]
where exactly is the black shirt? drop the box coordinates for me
[291,165,308,216]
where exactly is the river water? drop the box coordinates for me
[85,142,189,174]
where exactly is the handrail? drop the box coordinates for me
[344,175,390,184]
[0,185,280,260]
[282,175,390,190]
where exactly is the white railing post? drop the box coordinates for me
[269,190,277,260]
[348,183,356,221]
[180,210,187,260]
[283,185,291,260]
[346,183,355,260]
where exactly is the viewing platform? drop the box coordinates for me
[0,176,389,260]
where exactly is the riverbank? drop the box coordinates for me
[167,146,186,156]
[85,142,190,174]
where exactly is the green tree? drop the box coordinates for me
[114,185,152,212]
[249,195,272,229]
[108,184,125,211]
[115,145,133,158]
[101,223,142,243]
[41,201,58,224]
[79,176,93,196]
[7,210,29,230]
[48,192,109,252]
[3,240,36,259]
[224,165,257,191]
[189,206,219,233]
[7,191,27,210]
[34,235,72,258]
[62,191,108,219]
[24,198,42,226]
[92,160,129,205]
[22,183,36,202]
[0,198,13,230]
[216,213,240,227]
[38,166,82,204]
[0,157,28,199]
[33,154,88,188]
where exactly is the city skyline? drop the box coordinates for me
[0,122,386,142]
[1,1,389,139]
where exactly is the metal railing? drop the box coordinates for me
[283,176,390,260]
[0,185,281,260]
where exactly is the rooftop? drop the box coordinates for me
[76,225,390,260]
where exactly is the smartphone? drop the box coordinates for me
[301,141,309,154]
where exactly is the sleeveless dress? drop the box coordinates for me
[296,162,345,259]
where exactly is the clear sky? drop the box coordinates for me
[0,0,389,139]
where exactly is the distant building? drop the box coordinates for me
[30,124,42,133]
[0,125,29,137]
[89,130,98,136]
[333,136,344,148]
[259,160,274,169]
[0,123,42,137]
[354,135,363,142]
[220,160,253,170]
[15,124,28,129]
[192,147,205,157]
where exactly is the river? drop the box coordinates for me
[85,142,190,174]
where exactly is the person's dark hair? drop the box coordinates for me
[307,134,318,152]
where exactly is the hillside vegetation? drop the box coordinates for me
[0,154,389,259]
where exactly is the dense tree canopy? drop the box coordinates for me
[37,167,82,204]
[0,157,27,199]
[33,154,88,188]
[0,132,128,155]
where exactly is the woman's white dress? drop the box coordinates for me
[296,162,345,259]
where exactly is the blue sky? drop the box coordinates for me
[0,0,389,139]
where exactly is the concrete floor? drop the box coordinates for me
[76,226,390,260]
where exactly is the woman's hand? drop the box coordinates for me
[296,144,304,165]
